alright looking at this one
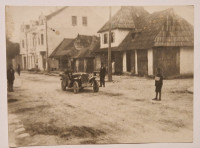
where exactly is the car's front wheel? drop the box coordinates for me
[93,80,99,92]
[73,81,79,94]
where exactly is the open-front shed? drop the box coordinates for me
[101,8,194,77]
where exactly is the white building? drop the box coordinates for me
[95,6,194,77]
[19,6,108,71]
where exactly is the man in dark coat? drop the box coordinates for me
[17,64,21,76]
[152,68,163,101]
[100,63,106,87]
[7,64,15,92]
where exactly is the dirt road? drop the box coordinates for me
[7,72,193,147]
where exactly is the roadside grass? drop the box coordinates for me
[8,98,18,103]
[13,105,50,114]
[23,121,105,140]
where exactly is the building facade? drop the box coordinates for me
[95,7,194,77]
[19,6,108,71]
[50,34,100,73]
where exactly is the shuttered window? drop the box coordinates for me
[72,16,77,26]
[82,17,87,26]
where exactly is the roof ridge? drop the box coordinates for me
[46,6,69,20]
[63,38,74,40]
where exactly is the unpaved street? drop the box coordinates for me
[7,72,193,147]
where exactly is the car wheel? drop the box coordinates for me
[61,79,67,91]
[73,81,79,94]
[93,80,99,92]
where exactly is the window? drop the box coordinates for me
[22,40,25,48]
[41,34,44,45]
[72,16,77,26]
[82,17,87,26]
[104,33,108,44]
[111,32,115,43]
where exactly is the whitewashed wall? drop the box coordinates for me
[180,47,194,74]
[122,52,127,72]
[148,48,153,76]
[100,29,129,49]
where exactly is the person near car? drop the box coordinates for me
[100,63,106,87]
[17,64,21,76]
[152,68,163,101]
[7,64,15,92]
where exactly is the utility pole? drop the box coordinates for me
[25,32,28,70]
[108,6,112,81]
[45,18,49,72]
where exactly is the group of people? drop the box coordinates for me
[7,62,163,100]
[7,64,20,92]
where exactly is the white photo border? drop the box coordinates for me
[0,0,199,148]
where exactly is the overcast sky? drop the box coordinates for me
[6,6,194,43]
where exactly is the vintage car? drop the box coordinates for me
[59,71,99,93]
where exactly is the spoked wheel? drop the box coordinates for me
[73,81,79,94]
[93,80,99,92]
[61,79,67,91]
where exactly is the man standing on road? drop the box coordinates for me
[7,64,15,92]
[152,68,163,101]
[17,64,21,76]
[100,63,106,87]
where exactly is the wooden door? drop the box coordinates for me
[78,59,84,72]
[153,47,180,77]
[137,50,148,76]
[86,58,94,73]
[126,51,131,72]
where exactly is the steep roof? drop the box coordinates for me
[46,6,69,21]
[97,6,149,33]
[50,35,100,58]
[96,8,193,53]
[49,38,74,58]
[119,8,194,50]
[73,35,100,59]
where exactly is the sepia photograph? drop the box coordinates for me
[5,4,194,147]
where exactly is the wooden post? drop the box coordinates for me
[45,18,49,72]
[108,6,112,81]
[25,32,28,70]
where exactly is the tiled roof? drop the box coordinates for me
[98,6,149,33]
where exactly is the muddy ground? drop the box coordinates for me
[7,72,193,147]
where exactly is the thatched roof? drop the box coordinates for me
[49,38,74,58]
[96,8,193,53]
[97,6,149,33]
[123,8,194,50]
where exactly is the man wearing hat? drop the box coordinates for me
[99,63,106,87]
[7,64,15,92]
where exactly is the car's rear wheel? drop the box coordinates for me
[73,81,79,94]
[61,79,67,91]
[93,80,99,92]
